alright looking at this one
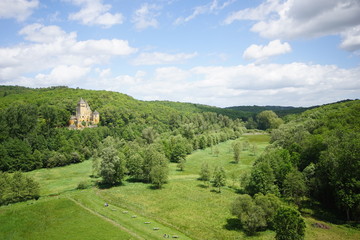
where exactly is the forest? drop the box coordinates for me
[0,85,359,240]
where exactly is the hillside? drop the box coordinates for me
[226,105,311,117]
[0,85,245,173]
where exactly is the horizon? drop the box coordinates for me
[0,0,359,108]
[1,84,358,109]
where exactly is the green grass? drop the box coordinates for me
[26,160,94,196]
[3,134,360,240]
[0,198,135,240]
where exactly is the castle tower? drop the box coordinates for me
[76,98,92,122]
[92,110,100,124]
[69,98,99,129]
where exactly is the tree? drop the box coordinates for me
[149,152,169,189]
[177,158,186,171]
[213,166,226,193]
[274,207,305,240]
[99,147,126,185]
[231,194,267,235]
[232,141,241,163]
[257,110,283,130]
[126,153,144,180]
[245,161,279,196]
[142,127,157,144]
[254,193,281,228]
[199,162,211,187]
[213,146,220,157]
[283,170,307,207]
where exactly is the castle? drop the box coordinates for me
[69,98,100,129]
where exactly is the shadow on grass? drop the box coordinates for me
[96,181,123,189]
[147,185,163,190]
[197,184,210,189]
[223,218,243,231]
[300,199,345,224]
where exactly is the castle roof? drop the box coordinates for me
[93,110,99,115]
[78,98,86,104]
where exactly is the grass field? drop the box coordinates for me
[1,134,360,240]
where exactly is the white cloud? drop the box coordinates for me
[224,0,280,23]
[132,3,160,30]
[19,23,74,43]
[132,52,197,65]
[0,0,39,21]
[340,26,360,52]
[0,23,137,84]
[34,65,90,86]
[86,63,360,107]
[225,0,360,51]
[243,40,291,61]
[175,0,235,25]
[68,0,123,27]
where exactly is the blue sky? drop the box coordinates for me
[0,0,359,107]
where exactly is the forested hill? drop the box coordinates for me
[150,100,253,120]
[0,86,246,120]
[0,85,245,173]
[256,99,360,221]
[226,105,311,117]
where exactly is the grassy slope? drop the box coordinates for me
[1,135,359,240]
[0,198,135,240]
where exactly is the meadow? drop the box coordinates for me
[1,134,360,240]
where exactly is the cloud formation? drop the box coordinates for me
[0,24,136,85]
[175,0,235,25]
[225,0,360,51]
[132,3,160,30]
[243,40,292,61]
[68,0,123,27]
[0,0,39,21]
[132,52,198,65]
[88,63,360,107]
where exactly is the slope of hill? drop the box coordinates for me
[226,105,311,117]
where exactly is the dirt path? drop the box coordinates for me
[67,197,145,240]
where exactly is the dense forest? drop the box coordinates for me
[240,100,360,222]
[0,85,244,173]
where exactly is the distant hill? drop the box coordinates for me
[225,105,312,117]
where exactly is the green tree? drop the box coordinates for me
[231,194,267,235]
[142,127,157,144]
[126,153,144,180]
[257,110,283,130]
[99,147,126,185]
[283,170,307,207]
[149,152,169,189]
[246,161,279,196]
[232,141,241,163]
[254,193,282,228]
[177,158,186,171]
[199,162,211,187]
[213,166,226,193]
[274,207,305,240]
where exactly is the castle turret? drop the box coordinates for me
[69,98,100,129]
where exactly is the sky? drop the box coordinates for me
[0,0,360,107]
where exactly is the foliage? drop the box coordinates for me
[232,141,241,163]
[256,110,283,130]
[231,193,282,235]
[274,207,306,240]
[99,147,126,185]
[199,162,211,186]
[213,166,226,193]
[270,100,360,220]
[283,169,307,206]
[0,171,39,206]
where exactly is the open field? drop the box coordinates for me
[1,134,360,240]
